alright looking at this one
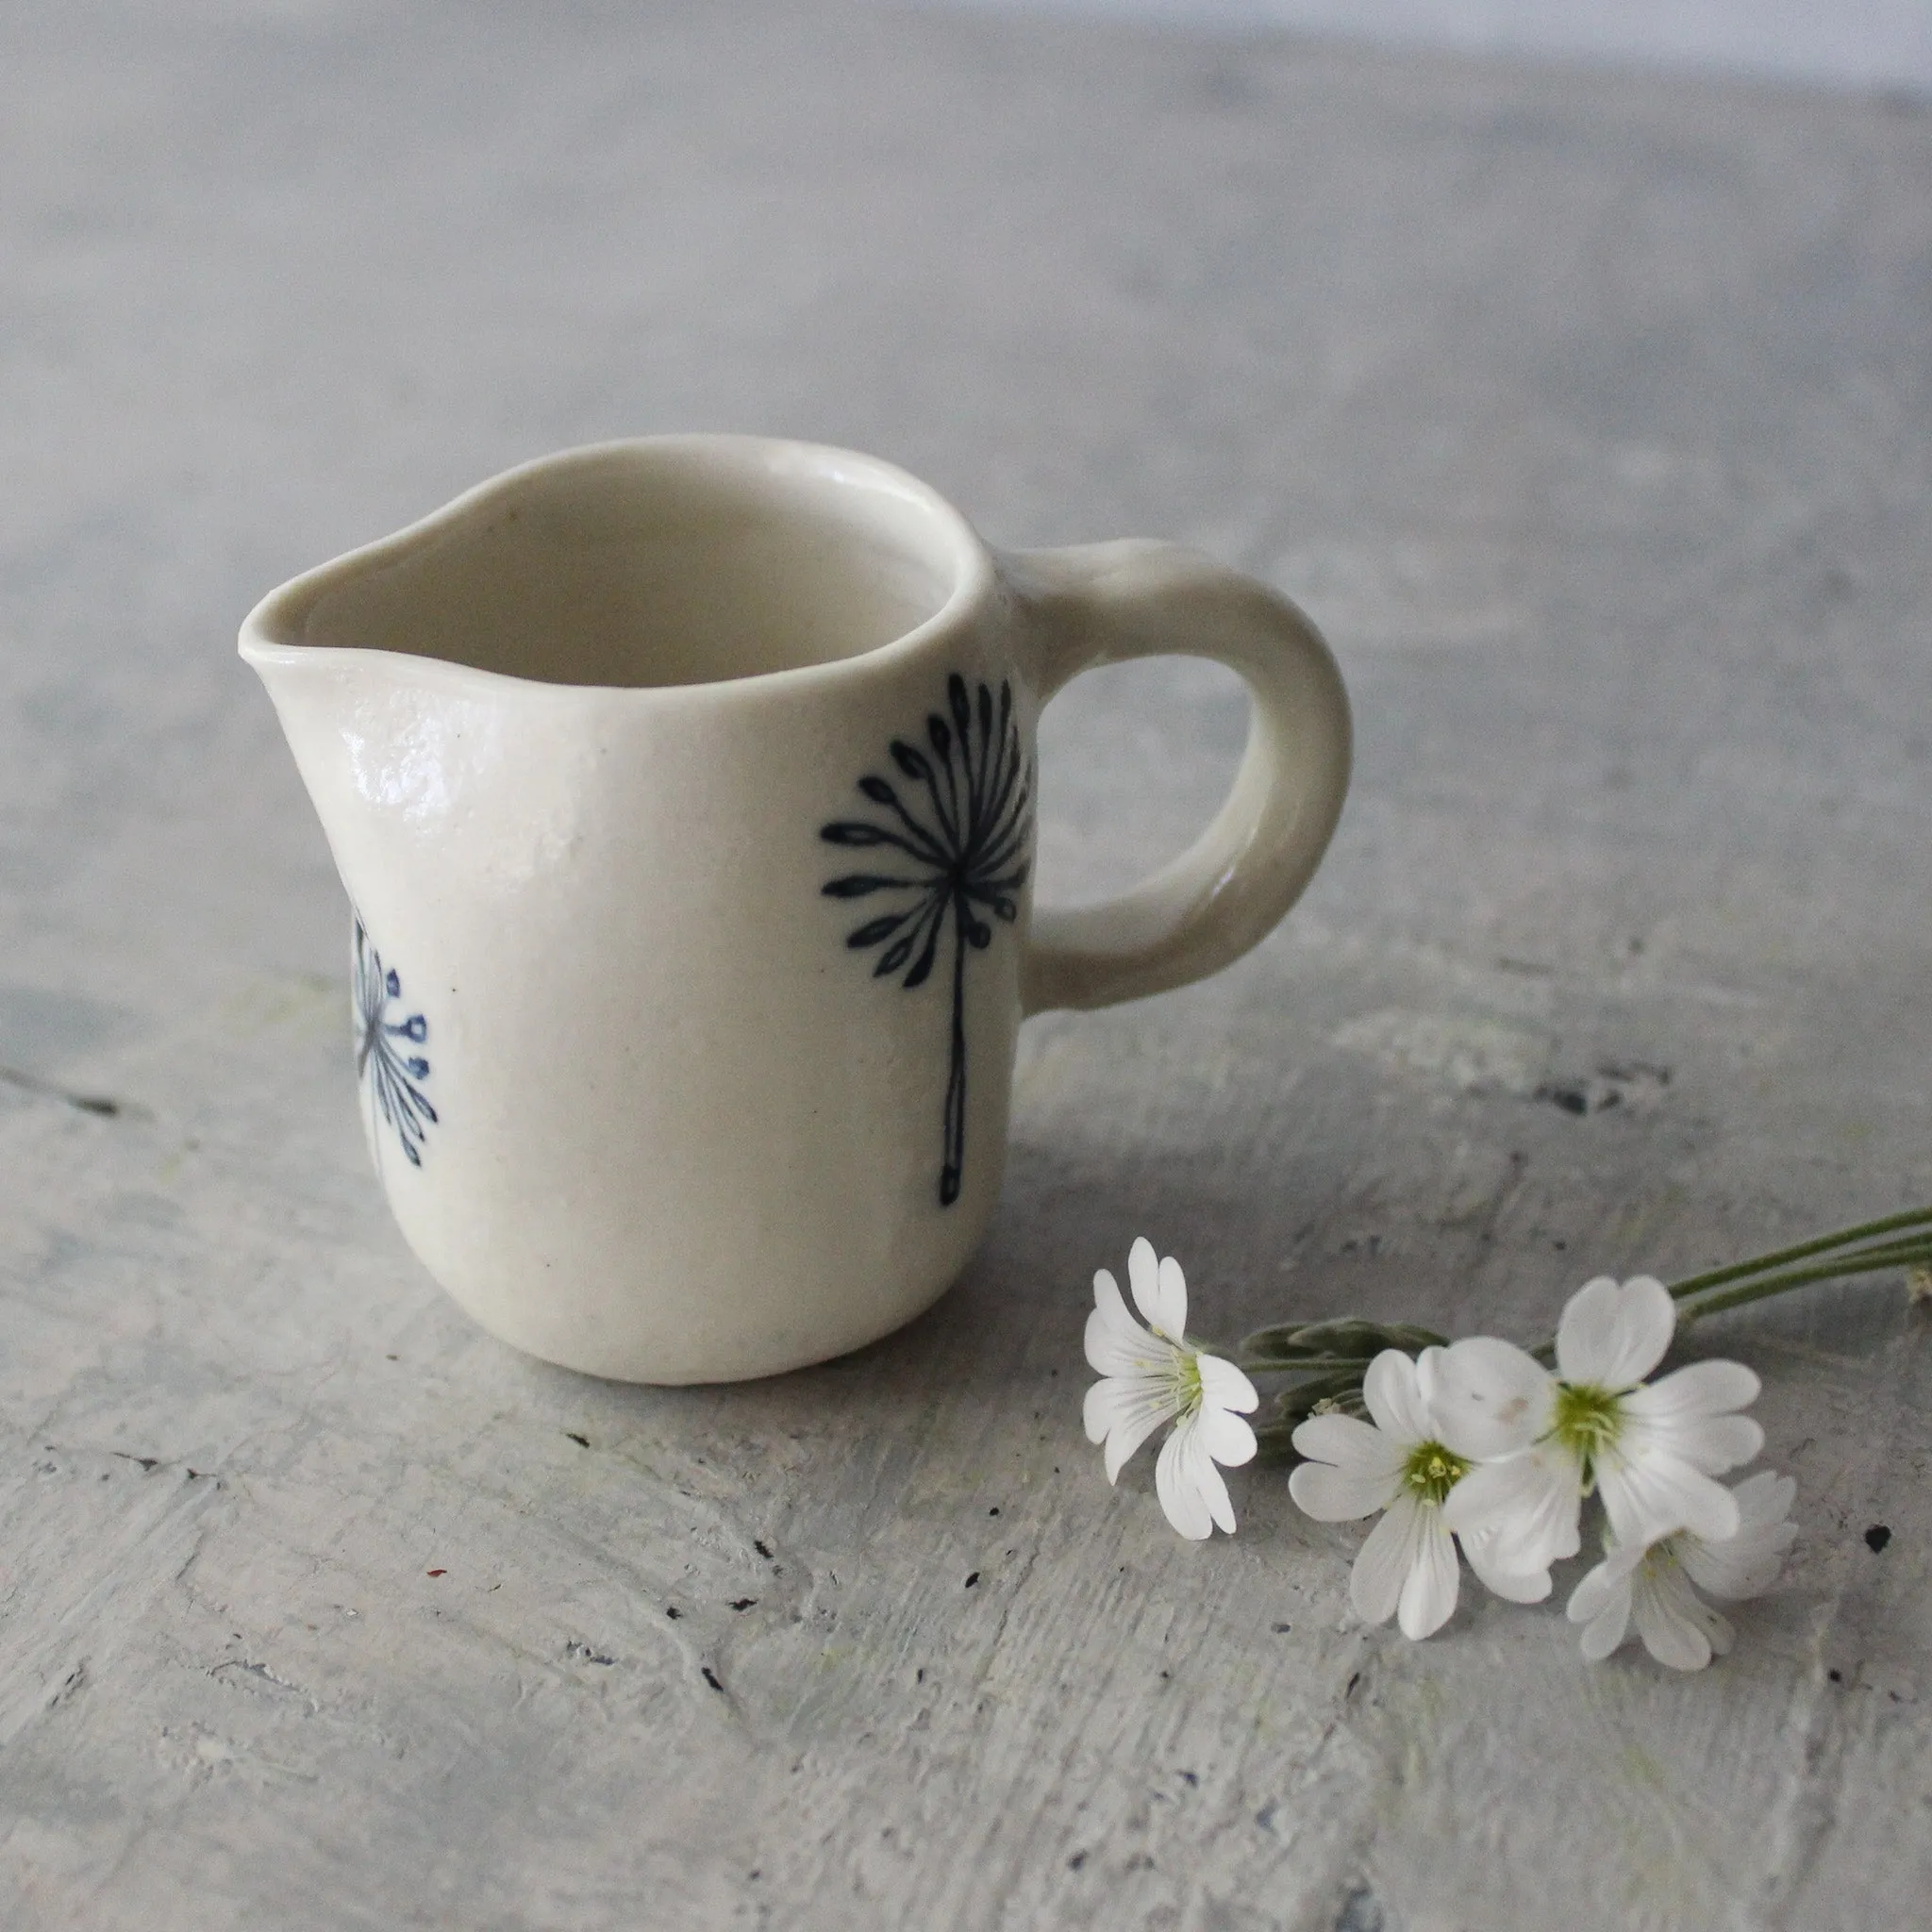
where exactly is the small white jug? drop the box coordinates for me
[241,437,1350,1383]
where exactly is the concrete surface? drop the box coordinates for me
[925,1,1932,97]
[2,3,1930,1927]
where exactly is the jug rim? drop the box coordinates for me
[238,434,995,702]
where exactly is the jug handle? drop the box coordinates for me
[1008,541,1352,1016]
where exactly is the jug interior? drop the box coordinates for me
[291,446,964,689]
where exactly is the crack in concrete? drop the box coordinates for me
[0,1064,149,1121]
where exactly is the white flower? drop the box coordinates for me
[1083,1238,1258,1540]
[1433,1275,1763,1579]
[1289,1349,1547,1639]
[1567,1471,1798,1670]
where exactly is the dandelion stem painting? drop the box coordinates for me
[822,674,1034,1206]
[353,913,437,1168]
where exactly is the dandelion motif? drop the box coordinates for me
[353,913,437,1168]
[822,674,1034,1206]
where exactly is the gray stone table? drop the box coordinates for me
[3,4,1929,1926]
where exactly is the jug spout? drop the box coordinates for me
[240,560,591,920]
[241,615,473,892]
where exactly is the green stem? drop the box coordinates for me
[1233,1210,1932,1408]
[1675,1240,1932,1326]
[1665,1207,1932,1302]
[1243,1237,1932,1371]
[1225,1356,1373,1377]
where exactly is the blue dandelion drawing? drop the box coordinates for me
[821,674,1034,1206]
[353,913,437,1167]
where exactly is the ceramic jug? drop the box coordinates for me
[242,437,1350,1382]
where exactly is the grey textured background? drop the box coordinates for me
[3,3,1930,1927]
[922,0,1932,95]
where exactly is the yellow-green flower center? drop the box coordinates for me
[1402,1441,1469,1507]
[1172,1349,1203,1416]
[1552,1381,1624,1478]
[1639,1536,1683,1578]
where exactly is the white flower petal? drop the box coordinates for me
[1085,1368,1174,1446]
[1631,1561,1726,1671]
[1678,1472,1797,1600]
[1195,1351,1259,1417]
[1128,1237,1188,1341]
[1579,1590,1634,1661]
[1362,1349,1431,1446]
[1597,1452,1740,1550]
[1428,1338,1556,1460]
[1461,1529,1551,1604]
[1086,1271,1161,1376]
[1566,1539,1647,1624]
[1626,1410,1765,1476]
[1106,1414,1178,1485]
[1556,1274,1674,1389]
[1084,1372,1183,1485]
[1568,1549,1641,1661]
[1680,1521,1795,1602]
[1197,1457,1239,1538]
[1440,1445,1582,1572]
[1621,1361,1762,1474]
[1195,1402,1257,1468]
[1084,1312,1165,1382]
[1288,1416,1406,1519]
[1083,1374,1120,1444]
[1156,1412,1232,1539]
[1349,1494,1424,1626]
[1291,1412,1403,1474]
[1622,1357,1760,1421]
[1152,1254,1190,1343]
[1290,1451,1402,1523]
[1398,1512,1461,1640]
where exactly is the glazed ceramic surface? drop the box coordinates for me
[240,437,1351,1382]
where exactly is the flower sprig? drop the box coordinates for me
[1081,1207,1931,1668]
[1243,1204,1932,1444]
